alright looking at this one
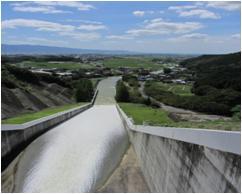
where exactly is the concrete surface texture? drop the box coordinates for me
[2,105,129,192]
[95,76,120,105]
[2,77,136,193]
[1,103,92,171]
[98,146,150,193]
[2,83,74,119]
[128,130,241,192]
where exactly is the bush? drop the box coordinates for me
[36,73,71,88]
[75,79,94,102]
[231,105,241,121]
[143,97,151,106]
[115,81,130,102]
[144,82,233,116]
[122,75,139,88]
[164,67,172,74]
[6,65,40,85]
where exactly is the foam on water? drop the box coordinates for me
[13,105,129,192]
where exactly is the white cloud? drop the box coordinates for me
[59,31,100,41]
[2,19,75,32]
[108,18,203,38]
[179,9,220,19]
[2,19,100,41]
[168,5,197,11]
[206,1,241,11]
[11,1,95,14]
[34,1,95,11]
[106,35,134,40]
[169,33,209,42]
[13,6,70,14]
[133,11,145,17]
[169,4,220,19]
[231,33,241,39]
[66,19,102,25]
[78,24,107,31]
[133,10,156,17]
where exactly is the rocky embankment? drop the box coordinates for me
[2,83,74,119]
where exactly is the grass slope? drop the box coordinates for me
[150,82,193,96]
[119,103,240,131]
[2,102,87,124]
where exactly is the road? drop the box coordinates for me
[2,77,129,192]
[139,81,230,122]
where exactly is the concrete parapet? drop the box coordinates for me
[1,90,98,171]
[116,104,241,192]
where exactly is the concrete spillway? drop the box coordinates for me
[11,105,128,192]
[2,77,130,192]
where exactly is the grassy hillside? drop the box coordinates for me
[119,103,240,131]
[2,103,86,124]
[148,82,193,96]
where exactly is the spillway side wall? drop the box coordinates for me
[128,129,240,193]
[116,104,241,193]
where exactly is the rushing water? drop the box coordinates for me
[13,105,128,192]
[2,77,129,192]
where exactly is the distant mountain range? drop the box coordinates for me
[1,44,138,55]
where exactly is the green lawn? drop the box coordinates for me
[119,103,173,125]
[103,57,163,70]
[16,61,94,70]
[119,103,240,131]
[149,82,193,96]
[2,102,87,124]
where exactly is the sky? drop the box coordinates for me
[1,1,241,54]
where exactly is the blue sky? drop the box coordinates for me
[1,1,241,54]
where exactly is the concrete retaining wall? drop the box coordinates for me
[116,105,241,193]
[1,90,98,171]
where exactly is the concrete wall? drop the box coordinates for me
[117,105,241,193]
[1,90,98,171]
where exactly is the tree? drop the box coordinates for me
[115,80,130,102]
[163,67,172,74]
[231,105,241,121]
[75,79,94,102]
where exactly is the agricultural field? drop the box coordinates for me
[15,61,95,70]
[103,57,164,70]
[119,103,240,131]
[148,82,193,96]
[2,102,87,124]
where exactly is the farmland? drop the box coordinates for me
[15,61,95,70]
[103,57,164,70]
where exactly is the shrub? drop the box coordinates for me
[144,82,233,116]
[231,105,241,121]
[75,79,94,102]
[36,73,71,88]
[164,67,172,74]
[6,65,40,85]
[115,80,130,102]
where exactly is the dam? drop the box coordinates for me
[1,77,241,193]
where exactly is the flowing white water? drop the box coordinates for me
[12,105,128,192]
[2,77,129,192]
